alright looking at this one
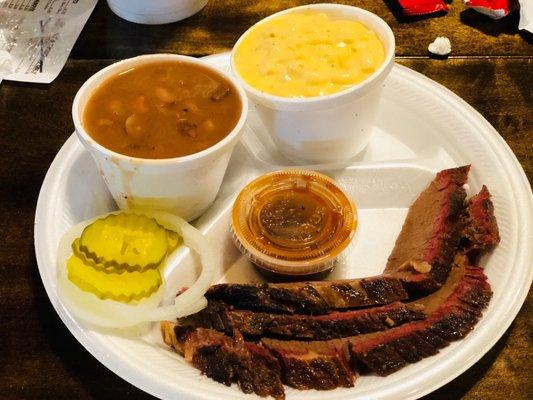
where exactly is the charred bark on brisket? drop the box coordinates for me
[163,266,491,396]
[267,340,355,390]
[179,301,426,340]
[350,267,491,375]
[205,275,408,315]
[161,325,285,400]
[262,266,491,379]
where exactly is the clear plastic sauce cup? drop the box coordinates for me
[231,170,357,276]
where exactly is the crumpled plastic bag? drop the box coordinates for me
[0,1,97,84]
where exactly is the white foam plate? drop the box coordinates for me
[35,53,532,400]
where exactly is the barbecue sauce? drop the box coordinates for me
[231,170,357,276]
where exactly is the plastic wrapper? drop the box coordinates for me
[398,0,448,16]
[0,0,97,84]
[464,0,517,19]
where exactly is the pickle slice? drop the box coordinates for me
[67,254,162,302]
[73,230,182,274]
[72,238,124,274]
[78,213,169,272]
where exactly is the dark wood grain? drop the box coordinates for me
[70,0,532,59]
[0,1,532,400]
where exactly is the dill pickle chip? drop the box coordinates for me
[78,213,169,272]
[67,254,162,302]
[72,238,127,274]
[73,232,181,274]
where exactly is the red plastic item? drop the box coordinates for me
[398,0,449,16]
[464,0,516,19]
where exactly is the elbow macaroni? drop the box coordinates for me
[234,13,385,98]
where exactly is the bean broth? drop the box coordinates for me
[83,61,242,159]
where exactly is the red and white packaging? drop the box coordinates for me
[464,0,517,19]
[398,0,449,16]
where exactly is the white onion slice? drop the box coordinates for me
[56,210,215,328]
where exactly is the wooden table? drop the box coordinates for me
[1,1,531,399]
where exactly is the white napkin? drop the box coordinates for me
[518,0,533,32]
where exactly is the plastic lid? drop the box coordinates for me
[231,170,357,275]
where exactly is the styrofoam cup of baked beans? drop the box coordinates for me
[72,54,248,221]
[230,4,395,164]
[106,0,208,25]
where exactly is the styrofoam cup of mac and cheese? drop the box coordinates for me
[231,4,395,163]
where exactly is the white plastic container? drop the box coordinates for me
[72,54,248,221]
[107,0,208,25]
[231,4,395,164]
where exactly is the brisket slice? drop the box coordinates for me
[261,265,491,379]
[265,338,355,390]
[205,275,408,315]
[179,301,426,340]
[350,267,491,375]
[385,166,470,294]
[162,266,491,394]
[161,324,354,395]
[161,324,285,400]
[459,185,500,262]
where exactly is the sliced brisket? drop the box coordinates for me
[162,268,491,395]
[350,266,491,375]
[205,275,408,315]
[161,324,285,400]
[179,301,425,340]
[261,265,491,378]
[385,165,470,293]
[266,339,355,390]
[459,185,500,261]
